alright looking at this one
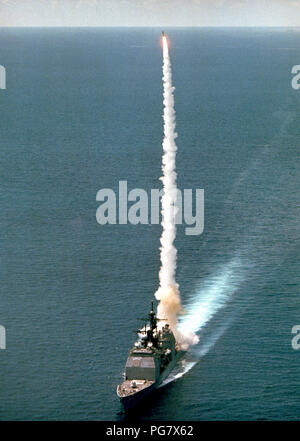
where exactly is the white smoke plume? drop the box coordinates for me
[155,35,198,349]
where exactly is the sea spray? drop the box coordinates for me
[178,257,243,336]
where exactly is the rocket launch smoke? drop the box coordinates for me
[155,35,198,349]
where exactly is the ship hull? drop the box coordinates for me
[117,381,156,412]
[117,350,185,412]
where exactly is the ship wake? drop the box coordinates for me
[159,256,245,387]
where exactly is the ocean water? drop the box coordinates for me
[0,27,300,421]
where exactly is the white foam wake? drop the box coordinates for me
[159,257,244,387]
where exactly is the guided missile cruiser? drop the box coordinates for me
[116,31,188,412]
[116,302,185,411]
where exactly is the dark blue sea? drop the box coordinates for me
[0,27,300,421]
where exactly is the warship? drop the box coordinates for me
[117,302,185,411]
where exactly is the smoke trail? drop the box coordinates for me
[155,35,198,348]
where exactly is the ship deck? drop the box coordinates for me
[117,379,155,398]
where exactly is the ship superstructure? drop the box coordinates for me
[117,302,184,411]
